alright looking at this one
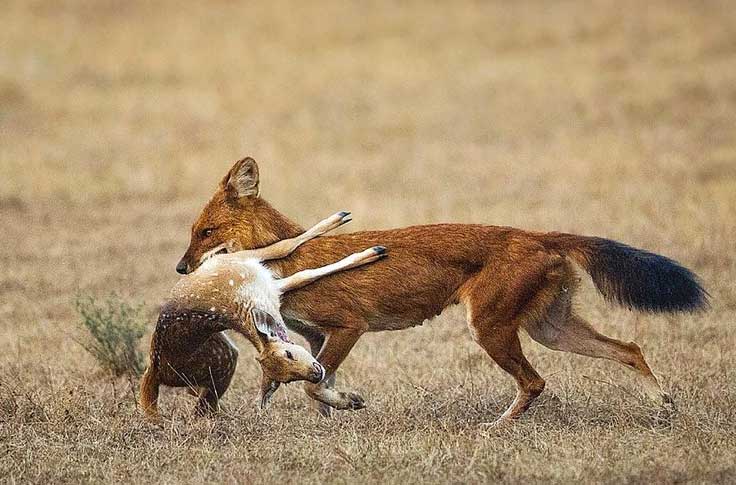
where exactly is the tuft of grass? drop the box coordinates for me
[73,293,147,377]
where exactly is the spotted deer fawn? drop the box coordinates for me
[139,211,386,419]
[176,157,708,423]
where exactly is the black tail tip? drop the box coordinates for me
[667,287,711,314]
[338,211,351,218]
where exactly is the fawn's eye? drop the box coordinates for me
[201,228,215,238]
[285,350,295,361]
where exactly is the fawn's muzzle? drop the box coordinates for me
[310,362,326,383]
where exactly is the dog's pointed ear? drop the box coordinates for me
[221,157,259,199]
[251,307,287,343]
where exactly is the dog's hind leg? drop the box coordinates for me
[468,320,546,422]
[462,253,573,423]
[524,312,670,405]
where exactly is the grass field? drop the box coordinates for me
[1,1,735,483]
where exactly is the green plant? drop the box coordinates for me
[73,293,147,377]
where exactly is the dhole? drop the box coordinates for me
[176,157,708,422]
[140,211,386,419]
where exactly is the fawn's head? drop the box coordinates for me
[251,308,325,384]
[177,157,301,274]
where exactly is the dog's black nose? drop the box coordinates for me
[176,259,189,274]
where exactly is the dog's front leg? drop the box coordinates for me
[285,320,336,417]
[303,326,366,412]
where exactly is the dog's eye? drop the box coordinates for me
[201,228,215,238]
[285,350,295,361]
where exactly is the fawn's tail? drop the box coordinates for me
[139,363,160,419]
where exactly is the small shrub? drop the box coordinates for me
[74,293,147,377]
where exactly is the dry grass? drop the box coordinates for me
[1,1,735,483]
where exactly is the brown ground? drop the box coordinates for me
[1,1,735,483]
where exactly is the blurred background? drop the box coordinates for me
[1,1,734,483]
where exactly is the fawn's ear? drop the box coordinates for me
[221,157,260,199]
[251,307,287,343]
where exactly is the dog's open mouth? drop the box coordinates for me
[215,247,228,256]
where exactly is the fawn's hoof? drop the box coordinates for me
[337,211,352,224]
[345,392,365,410]
[317,403,333,417]
[660,392,676,411]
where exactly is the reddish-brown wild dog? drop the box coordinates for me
[176,157,708,422]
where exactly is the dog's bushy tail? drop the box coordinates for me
[541,233,709,313]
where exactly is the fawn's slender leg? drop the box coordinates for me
[276,246,386,293]
[202,212,352,265]
[246,211,353,262]
[183,333,239,416]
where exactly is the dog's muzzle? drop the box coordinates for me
[176,259,190,274]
